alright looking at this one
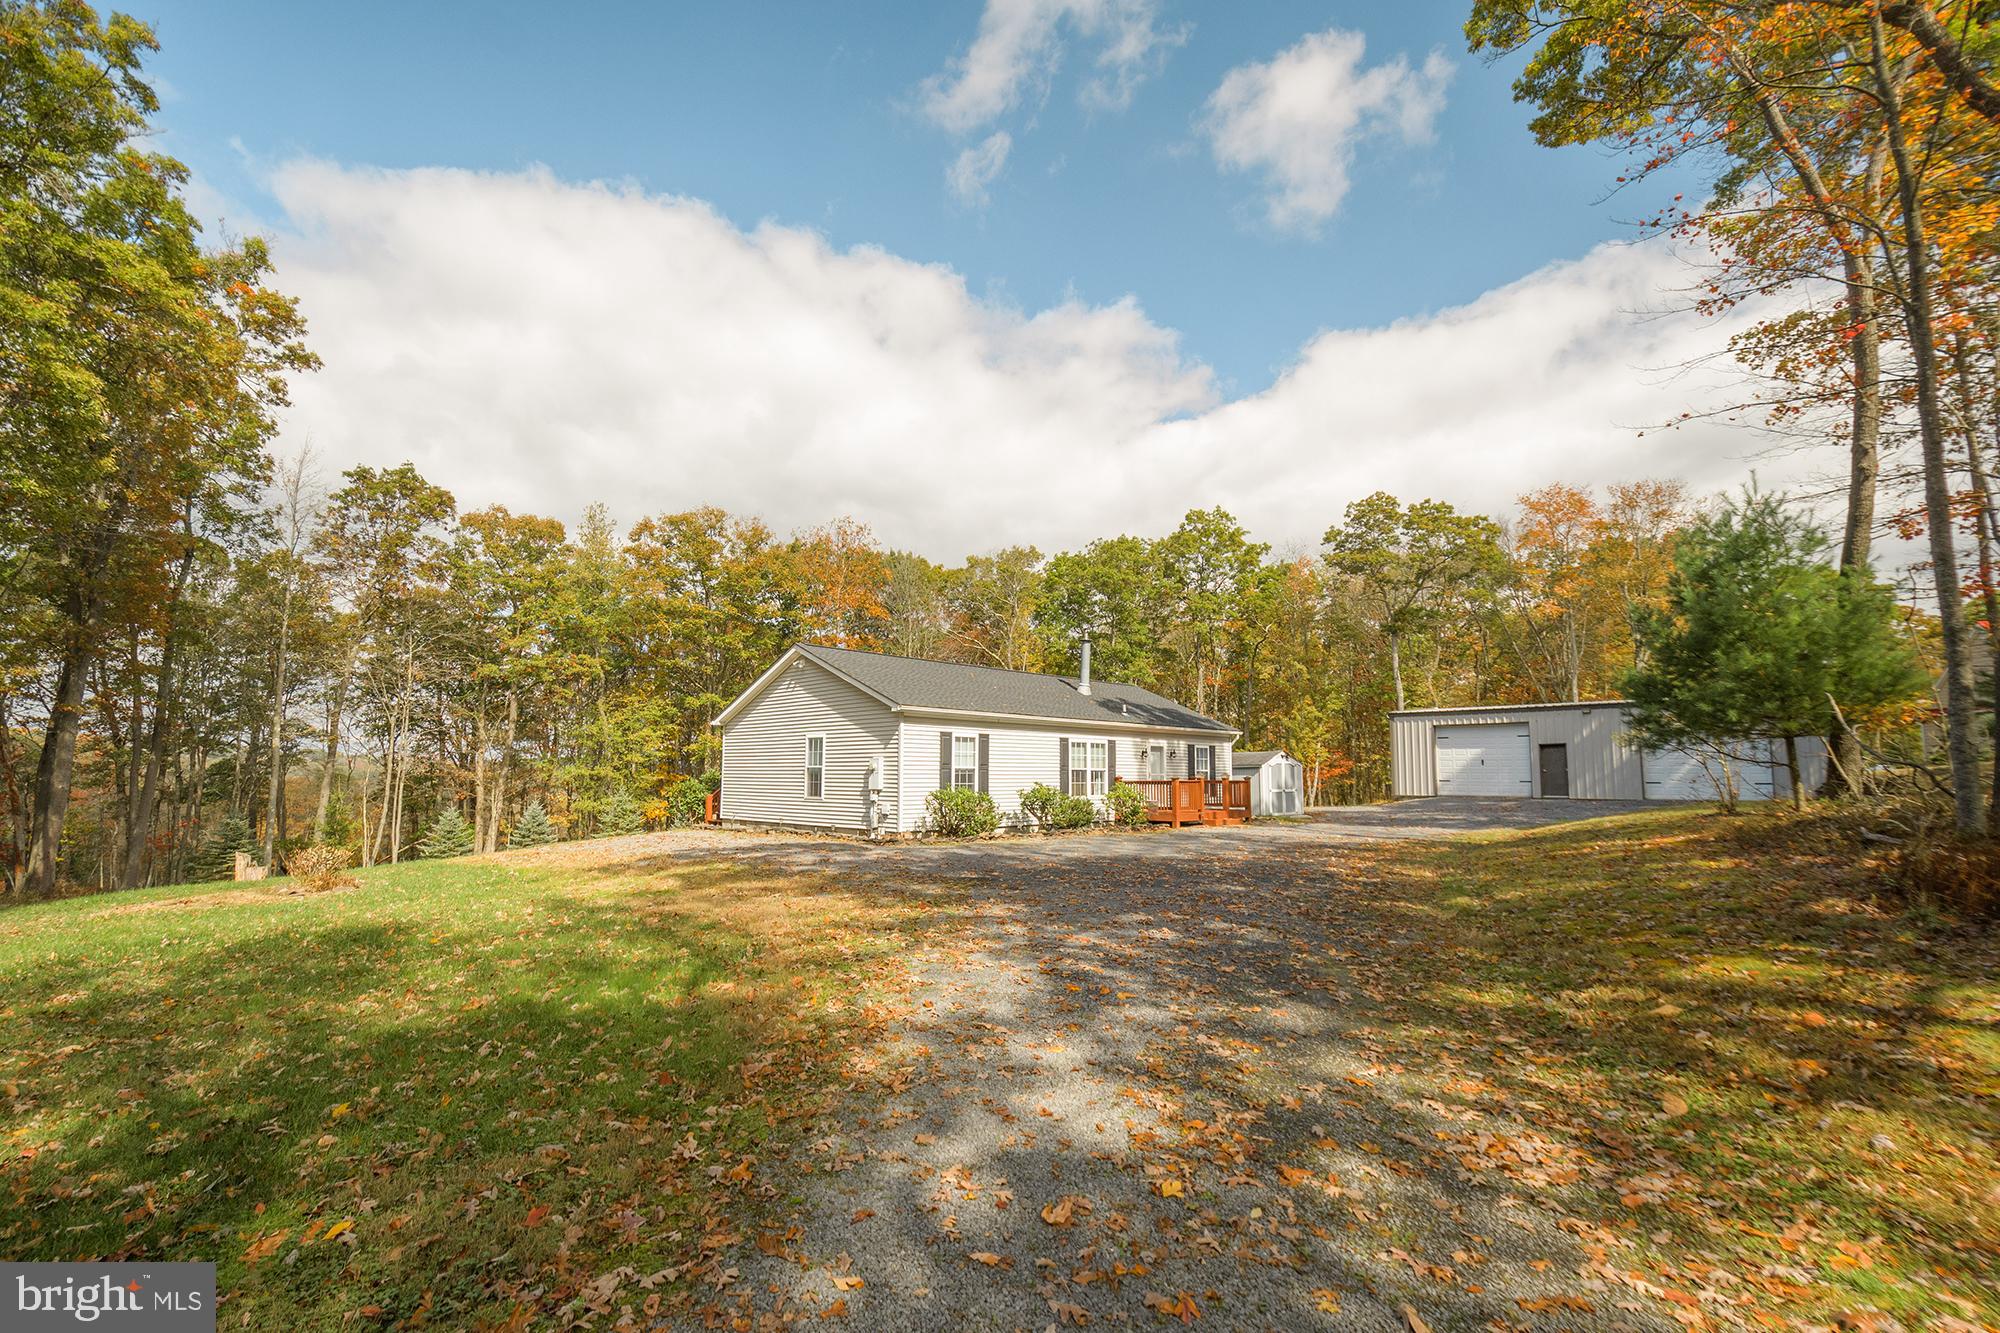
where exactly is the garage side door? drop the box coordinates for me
[1434,724,1532,797]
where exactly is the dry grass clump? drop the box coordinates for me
[282,844,354,893]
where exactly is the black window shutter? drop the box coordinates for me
[940,731,953,789]
[1058,737,1069,794]
[977,733,990,793]
[1108,739,1118,784]
[1186,744,1196,778]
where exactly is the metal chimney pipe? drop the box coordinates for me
[1078,639,1092,696]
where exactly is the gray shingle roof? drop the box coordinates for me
[798,644,1233,734]
[1232,749,1282,768]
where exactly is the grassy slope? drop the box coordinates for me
[0,842,931,1330]
[1340,806,1999,1328]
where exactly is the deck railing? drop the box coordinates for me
[1125,777,1250,826]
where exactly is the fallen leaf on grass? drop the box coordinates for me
[522,1205,550,1229]
[1660,1092,1689,1118]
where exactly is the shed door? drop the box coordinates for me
[1435,724,1532,797]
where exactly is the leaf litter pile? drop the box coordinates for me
[3,806,1996,1331]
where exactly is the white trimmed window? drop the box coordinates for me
[1192,745,1213,778]
[805,735,825,798]
[1072,740,1108,796]
[952,734,978,790]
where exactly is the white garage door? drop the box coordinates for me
[1643,744,1776,801]
[1435,724,1532,797]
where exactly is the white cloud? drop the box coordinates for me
[262,161,1805,559]
[947,131,1013,207]
[920,0,1183,134]
[1203,29,1454,234]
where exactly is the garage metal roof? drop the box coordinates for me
[1390,700,1631,718]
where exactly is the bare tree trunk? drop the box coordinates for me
[1873,17,1984,834]
[486,688,516,852]
[25,637,90,898]
[471,688,489,853]
[313,648,353,842]
[262,579,295,867]
[122,605,184,889]
[357,761,372,868]
[1388,635,1405,711]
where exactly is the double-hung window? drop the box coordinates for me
[1192,745,1213,778]
[952,734,979,790]
[805,735,825,798]
[1070,740,1108,796]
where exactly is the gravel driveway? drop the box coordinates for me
[662,802,1662,1331]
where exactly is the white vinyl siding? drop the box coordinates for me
[719,658,896,830]
[894,719,1232,833]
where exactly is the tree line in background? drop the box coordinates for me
[2,2,1992,893]
[6,450,1790,892]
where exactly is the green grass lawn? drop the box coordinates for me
[1340,805,2000,1329]
[0,842,931,1330]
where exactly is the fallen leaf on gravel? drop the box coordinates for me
[1518,1296,1596,1314]
[830,1274,864,1291]
[818,1299,847,1319]
[848,1208,874,1224]
[914,1133,937,1145]
[1312,1289,1341,1314]
[1143,1291,1201,1323]
[968,1251,1012,1269]
[1399,1302,1431,1332]
[1277,1165,1317,1186]
[1154,1179,1184,1199]
[1049,1298,1090,1325]
[1041,1196,1082,1226]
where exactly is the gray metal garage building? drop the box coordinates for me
[1390,701,1827,801]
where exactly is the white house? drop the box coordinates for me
[1232,750,1305,817]
[713,643,1239,834]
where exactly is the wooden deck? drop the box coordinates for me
[1126,778,1251,827]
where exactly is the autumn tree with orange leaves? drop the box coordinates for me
[1467,0,2000,831]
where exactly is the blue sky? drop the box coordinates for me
[128,0,1779,556]
[145,0,1635,392]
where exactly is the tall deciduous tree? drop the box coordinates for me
[1,2,315,895]
[1323,494,1506,709]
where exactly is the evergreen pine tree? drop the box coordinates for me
[189,814,256,882]
[417,806,476,858]
[507,800,556,849]
[597,787,643,837]
[1625,492,1925,807]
